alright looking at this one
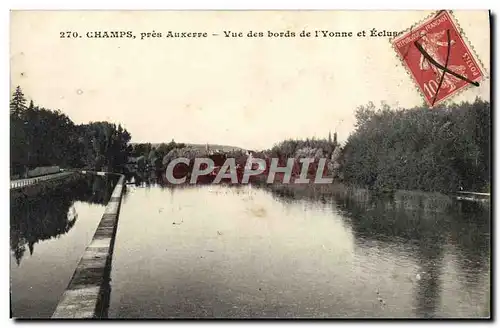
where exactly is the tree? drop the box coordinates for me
[10,86,27,117]
[340,99,491,193]
[10,87,133,175]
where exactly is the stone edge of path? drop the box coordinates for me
[51,172,125,319]
[10,171,76,193]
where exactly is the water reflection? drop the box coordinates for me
[10,174,120,318]
[339,194,449,318]
[268,186,490,318]
[10,175,118,265]
[110,177,490,318]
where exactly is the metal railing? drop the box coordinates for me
[10,172,73,190]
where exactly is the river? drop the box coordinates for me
[107,177,490,318]
[10,175,119,318]
[10,175,490,318]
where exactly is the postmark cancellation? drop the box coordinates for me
[392,11,486,107]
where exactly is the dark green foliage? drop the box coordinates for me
[131,140,186,169]
[342,99,490,193]
[78,122,131,170]
[268,136,338,159]
[10,86,132,176]
[10,86,27,117]
[131,143,153,158]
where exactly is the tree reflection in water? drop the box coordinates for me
[265,186,490,318]
[117,175,490,318]
[10,175,119,265]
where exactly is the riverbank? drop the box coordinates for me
[52,173,125,319]
[10,172,79,204]
[253,179,489,213]
[260,181,349,200]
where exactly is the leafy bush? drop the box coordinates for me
[341,99,490,193]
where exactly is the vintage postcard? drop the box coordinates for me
[10,10,491,319]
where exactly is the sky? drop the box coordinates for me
[10,10,490,150]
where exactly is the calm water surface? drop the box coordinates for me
[10,175,118,318]
[108,181,490,318]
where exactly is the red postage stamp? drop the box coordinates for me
[392,11,484,107]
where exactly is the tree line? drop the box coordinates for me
[10,86,131,177]
[11,85,490,193]
[130,141,186,171]
[341,98,490,193]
